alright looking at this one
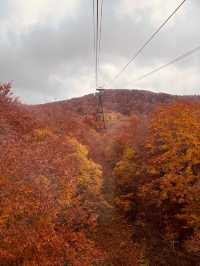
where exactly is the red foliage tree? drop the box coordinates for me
[0,84,103,265]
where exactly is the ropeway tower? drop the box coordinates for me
[96,87,106,130]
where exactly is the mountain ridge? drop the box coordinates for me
[29,89,200,117]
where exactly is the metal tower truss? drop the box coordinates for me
[96,87,106,130]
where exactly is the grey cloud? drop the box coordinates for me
[0,0,200,104]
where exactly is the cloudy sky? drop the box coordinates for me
[0,0,200,104]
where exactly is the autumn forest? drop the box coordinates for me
[0,83,200,266]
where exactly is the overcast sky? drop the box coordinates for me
[0,0,200,104]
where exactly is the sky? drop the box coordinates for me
[0,0,200,104]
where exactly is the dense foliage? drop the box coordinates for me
[0,84,103,265]
[111,102,200,265]
[1,83,200,265]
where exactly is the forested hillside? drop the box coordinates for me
[0,83,200,265]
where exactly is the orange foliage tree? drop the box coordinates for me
[137,102,200,262]
[109,101,200,264]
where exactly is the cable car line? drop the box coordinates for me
[107,0,187,86]
[92,0,106,130]
[133,44,200,82]
[92,0,96,77]
[98,0,104,79]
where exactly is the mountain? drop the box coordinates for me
[30,89,200,116]
[1,84,200,266]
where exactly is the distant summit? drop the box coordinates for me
[32,89,200,116]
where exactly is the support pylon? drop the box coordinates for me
[96,87,106,130]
